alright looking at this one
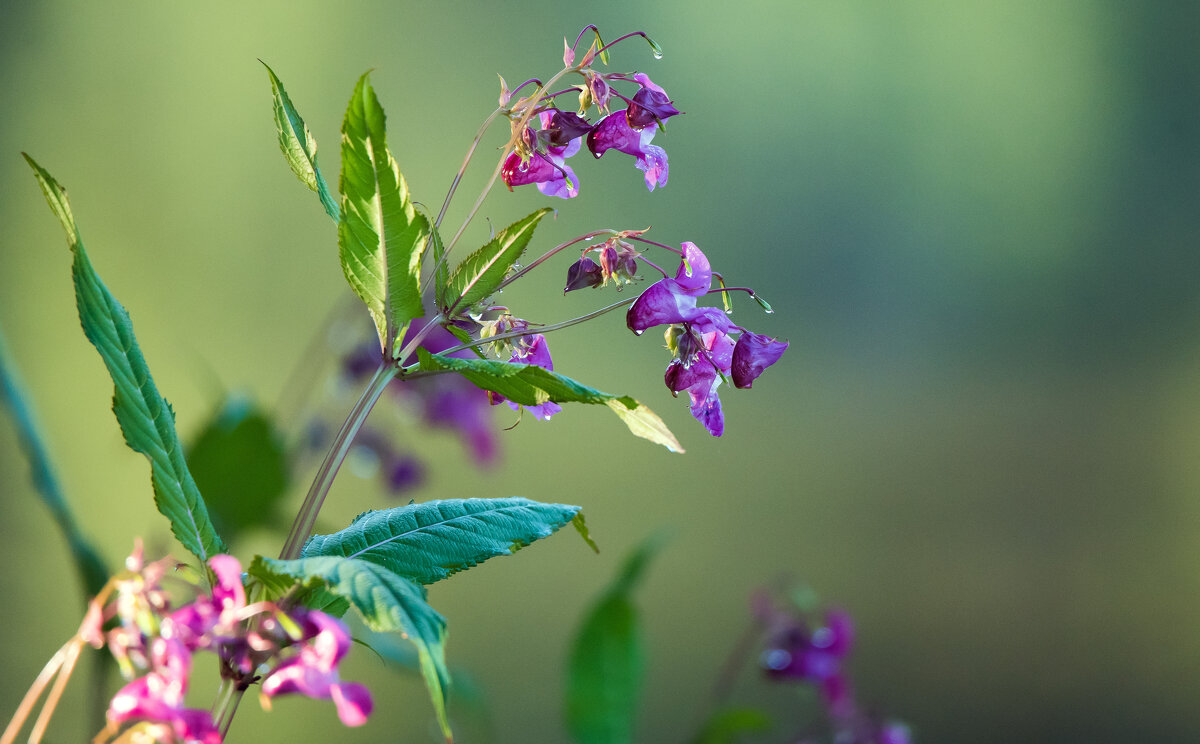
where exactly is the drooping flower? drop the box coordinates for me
[494,332,563,421]
[626,242,786,435]
[105,637,222,744]
[502,111,590,199]
[624,73,682,130]
[586,110,669,191]
[564,256,604,292]
[260,611,374,727]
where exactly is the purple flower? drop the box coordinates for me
[731,332,789,389]
[627,243,787,435]
[502,112,586,199]
[491,333,563,421]
[625,73,682,130]
[261,611,373,727]
[586,111,669,191]
[106,637,223,744]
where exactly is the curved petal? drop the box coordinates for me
[330,682,373,727]
[731,332,789,388]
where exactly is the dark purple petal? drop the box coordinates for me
[565,257,603,292]
[626,87,681,129]
[688,377,725,436]
[627,279,734,334]
[502,151,560,188]
[543,110,593,147]
[731,332,789,389]
[587,111,642,158]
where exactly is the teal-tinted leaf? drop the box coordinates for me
[442,208,552,313]
[262,61,339,221]
[691,708,772,744]
[565,537,662,744]
[418,349,683,452]
[257,555,452,740]
[339,72,430,358]
[0,325,109,597]
[187,396,289,542]
[246,555,351,616]
[301,497,582,584]
[24,155,227,564]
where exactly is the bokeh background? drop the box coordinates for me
[3,1,1200,742]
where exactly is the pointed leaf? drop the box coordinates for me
[443,208,552,312]
[257,556,452,740]
[301,497,583,584]
[262,61,339,221]
[339,72,429,357]
[418,349,683,452]
[565,537,663,744]
[24,155,227,564]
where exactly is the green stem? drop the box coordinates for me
[212,680,245,739]
[439,297,637,357]
[494,230,617,292]
[279,361,398,560]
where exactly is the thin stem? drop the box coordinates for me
[443,67,573,259]
[495,230,616,292]
[640,257,670,278]
[710,285,759,296]
[1,642,69,744]
[28,639,83,744]
[628,235,683,255]
[279,361,398,560]
[213,682,245,739]
[572,25,602,52]
[506,78,544,101]
[393,314,445,368]
[439,297,637,357]
[596,31,655,56]
[435,108,503,229]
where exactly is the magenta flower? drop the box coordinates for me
[564,256,604,292]
[261,611,374,727]
[586,111,669,191]
[502,112,587,199]
[627,242,787,435]
[106,638,222,744]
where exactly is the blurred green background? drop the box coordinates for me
[3,1,1200,742]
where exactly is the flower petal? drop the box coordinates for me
[730,333,788,389]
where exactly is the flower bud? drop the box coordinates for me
[564,256,603,292]
[626,87,682,130]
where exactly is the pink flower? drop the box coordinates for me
[261,611,373,727]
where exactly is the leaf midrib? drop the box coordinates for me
[339,502,563,561]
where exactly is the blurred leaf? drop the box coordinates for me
[417,349,683,452]
[691,708,771,744]
[566,536,664,744]
[187,396,289,542]
[572,512,600,554]
[339,71,430,358]
[255,555,452,740]
[262,61,339,221]
[442,208,552,313]
[24,155,227,564]
[301,497,584,584]
[0,325,109,597]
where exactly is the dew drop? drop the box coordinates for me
[633,329,644,336]
[651,49,664,59]
[811,627,834,649]
[764,307,775,314]
[762,648,791,670]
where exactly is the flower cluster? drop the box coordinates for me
[501,43,681,198]
[753,589,911,744]
[90,548,371,743]
[564,237,641,292]
[626,242,788,436]
[480,314,562,421]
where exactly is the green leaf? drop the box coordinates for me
[187,396,289,542]
[0,324,109,597]
[301,497,583,584]
[245,556,351,617]
[565,536,664,744]
[442,208,552,312]
[339,72,430,358]
[417,349,684,452]
[262,61,339,221]
[24,155,227,564]
[691,708,772,744]
[255,555,452,740]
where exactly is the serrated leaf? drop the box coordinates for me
[0,325,109,597]
[187,396,289,542]
[566,537,663,744]
[262,61,339,221]
[418,350,683,452]
[256,556,452,740]
[443,208,552,312]
[301,497,582,584]
[24,155,226,564]
[339,72,430,358]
